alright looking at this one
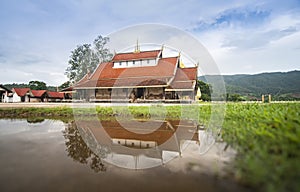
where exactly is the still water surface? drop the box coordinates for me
[0,118,248,192]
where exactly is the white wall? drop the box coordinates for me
[112,139,156,148]
[113,59,157,68]
[12,93,21,102]
[2,92,12,102]
[25,95,30,102]
[30,98,41,102]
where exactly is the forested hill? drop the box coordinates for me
[199,70,300,100]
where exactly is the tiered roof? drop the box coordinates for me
[168,67,198,91]
[75,49,197,90]
[78,119,198,148]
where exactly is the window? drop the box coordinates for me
[133,60,135,65]
[119,62,122,66]
[126,61,128,66]
[147,59,150,64]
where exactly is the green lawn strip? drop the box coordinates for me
[0,106,73,117]
[221,103,300,192]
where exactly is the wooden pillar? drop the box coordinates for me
[262,95,264,103]
[268,94,272,103]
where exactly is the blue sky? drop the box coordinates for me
[0,0,299,85]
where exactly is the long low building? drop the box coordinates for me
[74,47,200,102]
[1,87,65,103]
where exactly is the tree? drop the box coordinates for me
[197,80,212,101]
[28,80,47,90]
[59,81,71,90]
[226,93,244,102]
[65,44,92,83]
[65,35,113,84]
[63,121,106,172]
[93,35,112,65]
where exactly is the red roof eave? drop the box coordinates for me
[31,90,47,97]
[12,88,30,97]
[112,50,161,61]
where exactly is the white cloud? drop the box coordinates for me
[0,0,299,84]
[192,3,300,74]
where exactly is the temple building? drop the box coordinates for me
[74,46,199,102]
[76,118,200,169]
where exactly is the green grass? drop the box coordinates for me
[222,103,300,192]
[0,103,299,191]
[0,106,73,117]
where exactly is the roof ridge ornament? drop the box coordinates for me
[134,39,140,53]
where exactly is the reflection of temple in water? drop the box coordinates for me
[76,118,200,169]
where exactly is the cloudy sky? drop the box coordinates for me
[0,0,299,85]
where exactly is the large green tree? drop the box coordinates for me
[28,80,47,90]
[197,80,212,101]
[63,121,106,172]
[65,35,112,84]
[59,81,71,90]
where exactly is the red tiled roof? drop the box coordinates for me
[77,77,171,88]
[47,91,64,99]
[169,81,195,90]
[75,57,179,88]
[99,57,177,79]
[180,68,197,80]
[101,120,177,145]
[74,50,198,90]
[31,90,47,97]
[168,67,197,90]
[12,88,30,97]
[79,119,199,147]
[76,73,90,85]
[112,50,161,61]
[171,67,198,82]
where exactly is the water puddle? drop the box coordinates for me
[0,118,248,192]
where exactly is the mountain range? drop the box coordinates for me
[198,70,300,100]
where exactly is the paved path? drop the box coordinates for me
[0,102,209,108]
[0,103,74,108]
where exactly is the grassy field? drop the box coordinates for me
[222,103,300,192]
[0,102,299,191]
